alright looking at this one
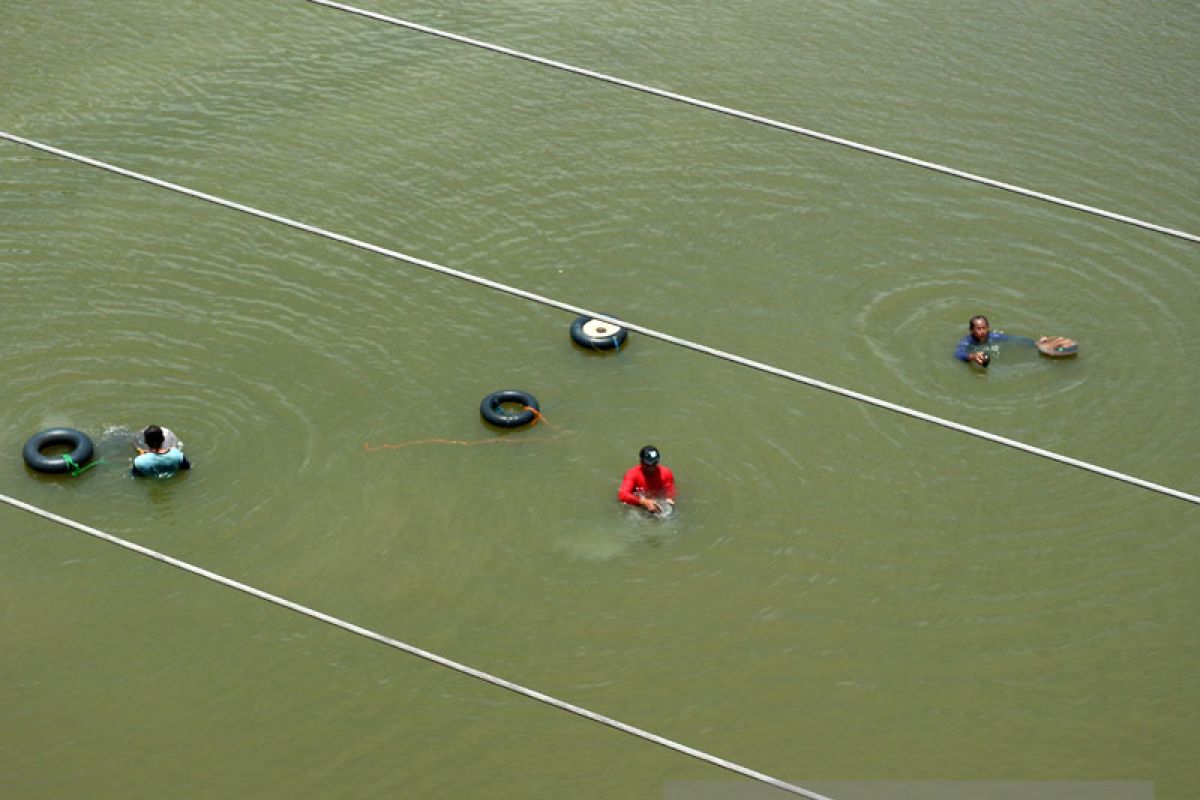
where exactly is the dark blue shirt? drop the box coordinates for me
[954,331,1013,361]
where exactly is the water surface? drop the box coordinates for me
[2,2,1197,798]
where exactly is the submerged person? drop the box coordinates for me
[133,424,191,479]
[618,445,676,515]
[954,315,1076,367]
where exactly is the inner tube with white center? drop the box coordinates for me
[570,315,628,350]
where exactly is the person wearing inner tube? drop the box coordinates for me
[132,424,191,479]
[955,315,1075,367]
[618,445,676,515]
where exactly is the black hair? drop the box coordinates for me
[143,425,164,449]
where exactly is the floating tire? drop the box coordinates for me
[570,315,628,350]
[23,427,95,474]
[480,390,540,428]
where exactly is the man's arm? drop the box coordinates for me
[618,469,643,506]
[953,335,973,361]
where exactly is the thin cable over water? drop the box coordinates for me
[302,0,1199,245]
[0,492,833,800]
[1,130,1196,508]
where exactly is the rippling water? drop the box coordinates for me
[2,2,1198,798]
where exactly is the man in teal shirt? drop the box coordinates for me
[132,425,191,478]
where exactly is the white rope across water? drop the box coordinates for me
[2,130,1197,507]
[302,0,1199,246]
[0,493,831,799]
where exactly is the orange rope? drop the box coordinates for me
[364,406,558,452]
[364,436,527,452]
[527,407,554,430]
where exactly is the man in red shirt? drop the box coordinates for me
[618,445,676,515]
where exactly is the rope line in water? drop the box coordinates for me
[0,492,833,800]
[366,407,558,451]
[364,436,521,451]
[302,0,1199,245]
[1,131,1196,507]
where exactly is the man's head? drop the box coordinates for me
[143,425,164,450]
[639,445,660,468]
[969,315,990,343]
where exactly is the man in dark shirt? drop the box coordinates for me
[955,315,1076,366]
[955,315,1013,366]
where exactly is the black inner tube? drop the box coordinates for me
[23,428,95,474]
[480,390,540,428]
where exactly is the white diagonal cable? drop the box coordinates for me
[0,492,833,800]
[1,130,1197,508]
[302,0,1198,245]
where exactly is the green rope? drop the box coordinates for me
[61,454,103,477]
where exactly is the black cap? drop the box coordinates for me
[639,445,660,466]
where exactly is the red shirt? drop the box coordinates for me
[618,464,676,506]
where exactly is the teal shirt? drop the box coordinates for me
[133,448,187,478]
